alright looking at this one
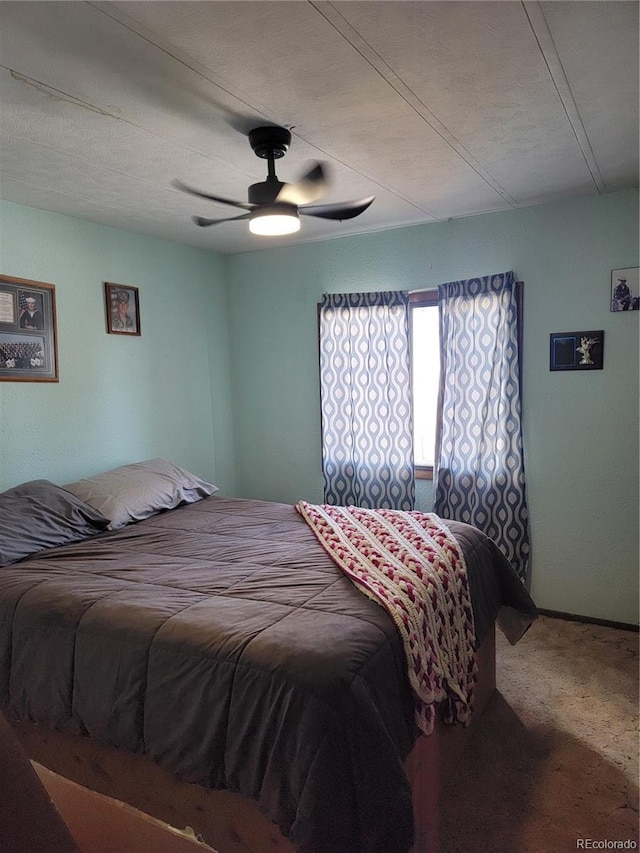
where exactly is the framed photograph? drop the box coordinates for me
[0,275,58,382]
[105,283,141,336]
[550,330,604,372]
[610,267,639,312]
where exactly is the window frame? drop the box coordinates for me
[409,288,439,480]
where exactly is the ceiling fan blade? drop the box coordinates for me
[172,180,255,211]
[276,162,327,206]
[300,196,375,221]
[193,213,251,227]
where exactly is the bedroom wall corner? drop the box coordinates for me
[224,189,639,625]
[0,200,236,495]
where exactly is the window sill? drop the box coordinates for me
[415,467,433,481]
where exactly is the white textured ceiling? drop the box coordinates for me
[0,1,637,255]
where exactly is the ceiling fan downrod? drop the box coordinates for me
[248,126,291,202]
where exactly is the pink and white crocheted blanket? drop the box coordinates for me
[295,501,477,736]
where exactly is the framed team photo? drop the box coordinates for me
[0,275,58,382]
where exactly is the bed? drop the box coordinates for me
[0,463,536,853]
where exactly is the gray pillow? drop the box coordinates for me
[63,458,218,530]
[0,479,110,567]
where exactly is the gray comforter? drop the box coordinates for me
[0,496,536,852]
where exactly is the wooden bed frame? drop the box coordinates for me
[10,625,496,853]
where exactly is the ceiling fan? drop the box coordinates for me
[172,125,375,236]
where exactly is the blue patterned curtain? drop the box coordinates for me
[433,272,530,581]
[319,291,415,510]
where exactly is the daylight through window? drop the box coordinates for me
[410,291,440,476]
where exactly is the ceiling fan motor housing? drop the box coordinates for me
[249,180,285,204]
[250,201,298,219]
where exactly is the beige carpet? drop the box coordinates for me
[440,615,639,852]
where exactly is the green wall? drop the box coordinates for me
[1,192,637,624]
[0,201,235,494]
[225,190,639,625]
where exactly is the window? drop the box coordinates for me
[409,290,439,480]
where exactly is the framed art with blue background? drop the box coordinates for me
[550,330,604,372]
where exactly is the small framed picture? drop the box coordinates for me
[105,283,141,336]
[550,330,604,371]
[0,275,59,382]
[610,267,639,312]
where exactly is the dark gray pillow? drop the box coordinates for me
[0,479,109,567]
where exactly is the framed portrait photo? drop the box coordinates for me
[0,275,58,382]
[105,283,141,336]
[610,267,639,312]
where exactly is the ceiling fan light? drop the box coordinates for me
[249,204,300,236]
